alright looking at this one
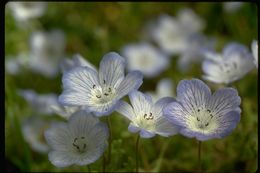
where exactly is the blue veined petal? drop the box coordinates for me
[153,97,175,116]
[222,43,249,60]
[116,101,135,121]
[140,129,156,138]
[128,123,141,133]
[209,88,241,117]
[58,66,99,106]
[87,100,119,117]
[116,70,143,99]
[129,91,153,115]
[72,54,97,72]
[155,116,180,137]
[176,79,211,113]
[99,52,125,88]
[48,151,75,167]
[88,122,109,147]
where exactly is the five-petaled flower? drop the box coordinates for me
[116,91,179,138]
[164,79,241,141]
[59,52,143,116]
[44,111,109,167]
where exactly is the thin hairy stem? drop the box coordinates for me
[198,140,202,172]
[135,135,140,173]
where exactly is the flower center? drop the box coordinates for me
[135,112,155,130]
[72,136,87,153]
[91,80,116,104]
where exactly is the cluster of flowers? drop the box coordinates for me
[6,2,258,170]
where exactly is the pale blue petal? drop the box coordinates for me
[128,123,141,133]
[88,122,109,146]
[155,116,180,137]
[116,70,143,99]
[99,52,125,87]
[140,129,156,138]
[58,66,99,106]
[153,97,175,116]
[48,151,74,167]
[116,101,135,121]
[129,91,153,115]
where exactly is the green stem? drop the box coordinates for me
[87,165,91,173]
[102,155,106,172]
[198,140,202,172]
[106,116,112,165]
[135,135,140,173]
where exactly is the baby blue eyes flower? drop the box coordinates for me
[116,91,179,138]
[164,79,241,141]
[251,40,258,68]
[44,111,109,167]
[202,43,255,84]
[121,42,169,78]
[59,52,143,116]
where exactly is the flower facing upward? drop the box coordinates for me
[251,40,258,68]
[116,91,179,138]
[202,43,255,84]
[44,111,109,167]
[164,79,241,141]
[59,52,143,116]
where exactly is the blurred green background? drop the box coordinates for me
[5,2,258,172]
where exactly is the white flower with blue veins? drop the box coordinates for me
[116,91,179,138]
[202,43,255,84]
[60,54,97,73]
[121,43,169,78]
[59,52,143,116]
[147,78,174,101]
[18,89,59,115]
[251,40,258,68]
[44,111,108,167]
[164,79,241,141]
[29,30,66,78]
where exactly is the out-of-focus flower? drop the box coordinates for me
[121,43,169,78]
[150,8,205,55]
[18,89,59,115]
[50,104,82,120]
[147,78,174,101]
[29,30,66,78]
[22,116,52,153]
[251,40,258,68]
[60,54,97,73]
[7,2,47,21]
[164,79,241,141]
[116,91,179,138]
[5,53,28,75]
[59,52,143,116]
[44,111,108,167]
[202,43,255,84]
[223,2,244,13]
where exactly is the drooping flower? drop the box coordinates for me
[44,111,109,167]
[116,91,179,138]
[29,30,66,78]
[18,89,59,115]
[60,54,97,73]
[251,40,258,68]
[121,42,169,78]
[202,42,255,84]
[164,79,241,141]
[150,8,204,55]
[22,116,52,153]
[59,52,143,116]
[147,78,174,101]
[7,2,47,21]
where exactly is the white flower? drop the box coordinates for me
[223,2,244,13]
[50,104,82,119]
[147,78,174,101]
[202,42,255,84]
[7,2,47,21]
[116,91,179,138]
[5,53,29,75]
[60,54,97,73]
[121,42,169,78]
[18,89,59,115]
[22,116,52,153]
[150,9,204,55]
[251,40,258,68]
[29,30,66,78]
[44,111,109,167]
[59,52,143,116]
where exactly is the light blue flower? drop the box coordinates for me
[121,42,169,78]
[116,91,179,138]
[44,111,108,167]
[164,79,241,141]
[59,52,143,116]
[202,42,255,84]
[251,40,258,68]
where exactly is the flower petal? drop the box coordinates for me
[99,52,125,88]
[116,70,143,99]
[209,88,241,116]
[116,101,135,121]
[129,91,153,115]
[140,129,156,138]
[153,97,175,117]
[58,66,99,106]
[155,116,180,137]
[48,151,74,167]
[128,123,141,133]
[88,122,109,147]
[176,79,211,113]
